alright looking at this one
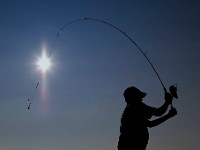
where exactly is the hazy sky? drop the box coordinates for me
[0,0,200,150]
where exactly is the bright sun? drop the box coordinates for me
[37,51,51,74]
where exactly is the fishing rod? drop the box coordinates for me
[27,17,178,110]
[58,18,178,98]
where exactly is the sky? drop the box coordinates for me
[0,0,200,150]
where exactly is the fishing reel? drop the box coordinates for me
[164,84,178,107]
[169,84,178,99]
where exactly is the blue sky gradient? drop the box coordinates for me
[0,0,200,150]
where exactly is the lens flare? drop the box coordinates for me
[37,50,51,74]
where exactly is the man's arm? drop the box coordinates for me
[146,107,177,128]
[153,92,173,116]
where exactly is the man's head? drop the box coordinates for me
[123,86,146,104]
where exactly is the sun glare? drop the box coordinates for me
[37,51,51,74]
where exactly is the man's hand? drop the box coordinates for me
[168,107,177,118]
[165,92,173,104]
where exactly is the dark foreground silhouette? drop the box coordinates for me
[118,86,177,150]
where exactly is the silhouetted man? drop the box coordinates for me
[118,86,177,150]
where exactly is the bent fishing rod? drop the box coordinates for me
[27,17,178,110]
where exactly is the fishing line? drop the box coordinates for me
[27,17,176,110]
[27,80,41,110]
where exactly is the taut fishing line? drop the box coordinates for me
[27,17,178,110]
